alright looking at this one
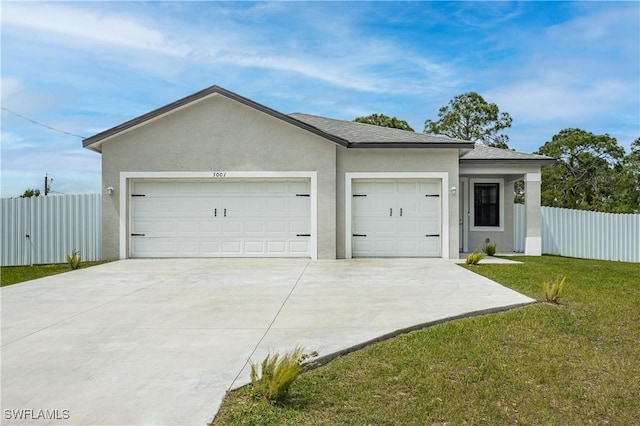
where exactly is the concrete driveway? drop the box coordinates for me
[1,259,533,425]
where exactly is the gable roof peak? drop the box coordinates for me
[82,85,347,151]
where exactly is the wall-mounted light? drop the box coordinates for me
[106,186,114,195]
[450,186,457,196]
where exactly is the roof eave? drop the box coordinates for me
[349,142,475,149]
[459,158,556,165]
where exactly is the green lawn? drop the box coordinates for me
[212,256,640,425]
[1,261,108,287]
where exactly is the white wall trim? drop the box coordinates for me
[470,177,505,232]
[119,173,128,259]
[345,172,449,259]
[525,236,542,256]
[459,177,469,253]
[119,171,318,260]
[525,172,542,182]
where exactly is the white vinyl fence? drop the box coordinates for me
[514,205,640,263]
[1,194,101,266]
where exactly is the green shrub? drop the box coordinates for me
[465,252,485,265]
[543,276,566,303]
[250,347,318,403]
[67,250,81,270]
[482,242,497,256]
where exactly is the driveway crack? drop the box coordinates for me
[227,259,310,391]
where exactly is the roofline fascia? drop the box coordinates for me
[459,158,557,165]
[348,142,475,149]
[82,85,349,152]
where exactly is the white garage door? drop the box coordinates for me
[352,179,441,257]
[130,179,311,257]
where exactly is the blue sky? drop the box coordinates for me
[1,1,638,197]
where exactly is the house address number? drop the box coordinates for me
[212,172,227,178]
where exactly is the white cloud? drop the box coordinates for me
[487,77,631,123]
[0,131,38,150]
[1,2,187,56]
[1,77,23,102]
[2,2,457,96]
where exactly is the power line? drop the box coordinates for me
[1,106,87,139]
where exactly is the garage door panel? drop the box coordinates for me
[373,182,395,193]
[131,238,176,257]
[199,221,222,234]
[243,221,265,234]
[199,241,221,254]
[244,241,265,253]
[222,221,243,234]
[130,178,311,258]
[352,239,373,255]
[176,241,199,255]
[244,198,265,214]
[265,220,286,233]
[397,240,421,252]
[266,241,286,254]
[374,221,396,234]
[289,219,310,233]
[265,198,289,215]
[352,218,374,234]
[396,221,419,233]
[397,181,420,194]
[289,241,309,254]
[288,181,309,193]
[290,197,310,212]
[221,240,241,253]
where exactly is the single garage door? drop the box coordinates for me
[130,179,311,257]
[352,179,441,257]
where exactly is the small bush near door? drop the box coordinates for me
[482,243,497,256]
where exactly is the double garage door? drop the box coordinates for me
[351,179,442,257]
[129,179,311,257]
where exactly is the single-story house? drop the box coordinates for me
[83,85,554,260]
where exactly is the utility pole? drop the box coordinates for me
[44,174,51,196]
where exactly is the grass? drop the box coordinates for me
[212,256,640,425]
[1,261,108,287]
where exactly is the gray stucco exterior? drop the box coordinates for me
[87,85,552,260]
[100,94,337,259]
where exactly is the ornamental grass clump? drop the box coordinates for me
[465,252,485,265]
[482,242,497,256]
[250,347,318,403]
[67,250,81,270]
[543,276,567,304]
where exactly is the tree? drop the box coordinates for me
[536,128,629,212]
[611,137,640,212]
[20,188,41,198]
[424,92,512,148]
[354,114,414,131]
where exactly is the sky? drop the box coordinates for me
[1,1,638,198]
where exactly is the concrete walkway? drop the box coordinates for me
[1,259,533,425]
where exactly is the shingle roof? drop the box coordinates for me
[289,113,473,148]
[460,144,555,163]
[81,85,551,164]
[82,85,474,152]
